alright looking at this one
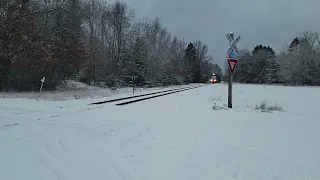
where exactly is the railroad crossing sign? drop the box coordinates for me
[226,32,240,73]
[40,76,45,83]
[226,33,240,58]
[227,58,238,73]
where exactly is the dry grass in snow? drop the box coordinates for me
[0,80,112,101]
[253,99,284,113]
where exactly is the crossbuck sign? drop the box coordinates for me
[226,33,241,58]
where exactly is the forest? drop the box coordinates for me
[1,0,319,92]
[231,31,320,86]
[0,0,221,91]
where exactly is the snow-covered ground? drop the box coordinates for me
[0,80,192,101]
[1,83,319,180]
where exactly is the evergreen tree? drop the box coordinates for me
[264,58,279,84]
[184,43,199,83]
[53,0,85,84]
[130,36,147,86]
[289,37,299,52]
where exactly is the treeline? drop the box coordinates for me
[0,0,221,91]
[229,31,320,86]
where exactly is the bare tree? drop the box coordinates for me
[0,0,220,91]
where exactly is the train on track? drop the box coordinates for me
[209,74,221,84]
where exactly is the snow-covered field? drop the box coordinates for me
[1,83,319,180]
[0,80,192,101]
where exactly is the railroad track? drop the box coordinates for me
[90,84,208,106]
[31,84,208,122]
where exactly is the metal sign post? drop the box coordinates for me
[132,75,135,95]
[225,32,240,108]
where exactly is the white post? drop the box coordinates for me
[40,76,45,92]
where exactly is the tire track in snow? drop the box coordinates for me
[0,123,20,131]
[0,141,8,148]
[94,141,145,180]
[45,105,105,120]
[16,133,37,141]
[57,138,69,153]
[38,158,63,180]
[135,127,150,138]
[24,140,74,180]
[45,144,56,157]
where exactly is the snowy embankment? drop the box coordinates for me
[0,83,320,180]
[0,80,190,101]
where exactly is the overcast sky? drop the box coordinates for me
[120,0,320,67]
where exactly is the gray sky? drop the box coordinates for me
[121,0,320,67]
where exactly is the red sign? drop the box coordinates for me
[227,58,238,73]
